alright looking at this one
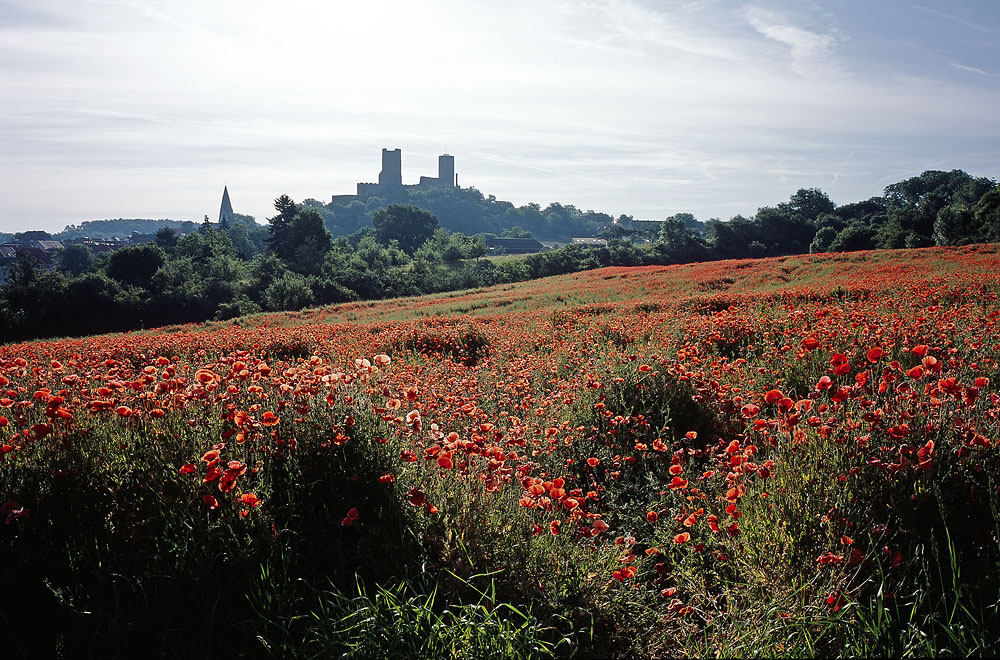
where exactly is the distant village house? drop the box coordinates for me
[485,237,545,254]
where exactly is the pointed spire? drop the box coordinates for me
[219,185,234,227]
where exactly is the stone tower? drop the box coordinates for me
[219,185,235,225]
[378,148,403,188]
[438,154,456,187]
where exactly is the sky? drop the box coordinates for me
[1,0,999,233]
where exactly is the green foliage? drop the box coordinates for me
[501,225,533,238]
[215,293,262,320]
[828,223,876,253]
[55,218,194,241]
[55,243,94,275]
[4,171,999,344]
[318,186,611,240]
[655,217,711,263]
[263,271,315,311]
[104,243,166,286]
[225,221,269,259]
[155,226,180,250]
[809,226,838,254]
[297,576,563,659]
[372,204,440,255]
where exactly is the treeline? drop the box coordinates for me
[516,169,999,279]
[54,218,199,241]
[311,185,616,239]
[2,169,998,343]
[0,202,498,342]
[703,169,1000,257]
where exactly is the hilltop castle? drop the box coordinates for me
[331,149,458,204]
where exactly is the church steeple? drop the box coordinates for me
[219,185,234,227]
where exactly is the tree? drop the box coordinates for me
[933,205,976,246]
[225,222,268,260]
[371,204,439,255]
[288,209,335,273]
[155,227,179,250]
[667,212,705,234]
[262,271,314,311]
[754,205,813,255]
[809,226,838,253]
[0,250,67,340]
[56,244,94,275]
[829,223,876,252]
[501,226,532,238]
[104,244,166,287]
[974,186,1000,242]
[656,216,710,263]
[267,195,299,258]
[13,230,53,243]
[705,215,756,259]
[786,188,836,222]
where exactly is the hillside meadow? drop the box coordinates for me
[3,244,1000,658]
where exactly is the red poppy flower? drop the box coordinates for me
[673,532,690,544]
[407,488,425,506]
[866,347,884,363]
[202,495,219,509]
[341,506,359,525]
[240,492,262,507]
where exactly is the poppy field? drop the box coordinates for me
[3,244,1000,658]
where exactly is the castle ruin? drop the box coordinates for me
[332,149,458,204]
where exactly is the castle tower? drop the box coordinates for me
[378,148,403,188]
[218,185,235,225]
[438,154,455,188]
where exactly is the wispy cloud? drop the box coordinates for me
[911,5,1000,35]
[1,0,999,231]
[944,58,1000,78]
[743,5,846,78]
[833,152,854,184]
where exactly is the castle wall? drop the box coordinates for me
[334,149,459,201]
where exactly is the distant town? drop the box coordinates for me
[0,148,625,280]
